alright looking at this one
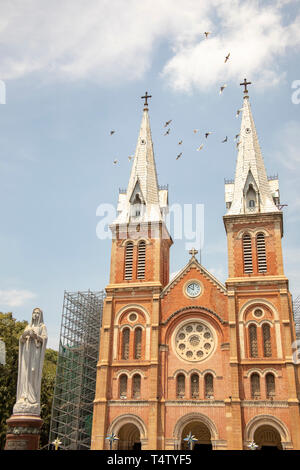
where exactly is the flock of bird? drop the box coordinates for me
[110,32,243,164]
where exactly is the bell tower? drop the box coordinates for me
[223,80,300,450]
[91,93,172,450]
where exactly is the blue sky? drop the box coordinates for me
[0,0,300,349]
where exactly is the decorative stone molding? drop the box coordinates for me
[162,306,227,327]
[7,426,40,435]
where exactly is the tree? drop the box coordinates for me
[0,312,57,450]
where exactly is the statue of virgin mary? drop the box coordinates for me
[13,308,48,416]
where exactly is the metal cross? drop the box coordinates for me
[240,78,252,94]
[189,248,198,257]
[141,91,152,107]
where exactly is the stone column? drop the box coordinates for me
[5,415,43,450]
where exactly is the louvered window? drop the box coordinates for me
[262,324,272,357]
[137,241,146,279]
[121,328,130,360]
[132,374,141,398]
[249,324,258,357]
[134,327,142,359]
[251,373,260,399]
[256,233,267,273]
[124,242,134,280]
[119,374,128,398]
[204,373,214,398]
[243,233,253,273]
[266,373,275,398]
[191,374,199,399]
[176,374,185,399]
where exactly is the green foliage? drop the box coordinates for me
[0,312,58,450]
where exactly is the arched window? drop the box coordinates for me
[191,374,199,399]
[121,328,130,360]
[249,324,258,357]
[137,241,146,279]
[119,374,128,399]
[134,327,142,359]
[176,374,185,399]
[243,233,253,274]
[124,241,134,280]
[262,324,272,357]
[132,374,141,399]
[204,373,214,398]
[251,373,260,399]
[266,373,275,399]
[256,233,267,273]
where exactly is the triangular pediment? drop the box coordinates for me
[160,257,227,298]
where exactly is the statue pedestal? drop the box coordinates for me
[4,415,43,450]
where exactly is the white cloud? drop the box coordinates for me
[0,1,299,91]
[0,289,37,307]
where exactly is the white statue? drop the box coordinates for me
[13,308,48,416]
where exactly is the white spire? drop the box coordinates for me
[113,106,168,225]
[225,93,279,215]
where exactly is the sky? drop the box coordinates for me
[0,0,300,349]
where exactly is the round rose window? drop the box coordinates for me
[174,321,216,362]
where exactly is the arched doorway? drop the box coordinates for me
[181,421,212,451]
[118,423,141,450]
[254,425,282,451]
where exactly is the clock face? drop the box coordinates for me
[186,282,201,298]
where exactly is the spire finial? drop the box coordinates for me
[189,248,198,258]
[141,91,152,110]
[240,78,252,96]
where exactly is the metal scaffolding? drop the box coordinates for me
[293,295,300,340]
[49,290,104,450]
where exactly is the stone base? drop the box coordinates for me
[4,415,43,450]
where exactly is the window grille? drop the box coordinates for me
[132,374,141,399]
[266,373,275,398]
[251,373,260,399]
[262,324,272,357]
[176,374,185,398]
[119,374,128,398]
[124,242,134,280]
[243,234,253,273]
[122,328,130,360]
[134,327,142,359]
[191,374,199,399]
[256,233,267,273]
[249,324,258,357]
[137,241,146,279]
[204,373,214,398]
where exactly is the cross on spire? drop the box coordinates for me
[240,78,252,95]
[141,91,152,109]
[189,248,198,258]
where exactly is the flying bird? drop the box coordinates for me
[176,152,183,160]
[197,144,204,151]
[113,159,118,164]
[224,53,230,63]
[164,128,170,136]
[204,32,211,38]
[205,132,212,139]
[222,136,228,143]
[164,120,172,127]
[178,140,183,145]
[128,155,134,161]
[236,108,243,117]
[234,134,240,141]
[219,84,227,94]
[110,130,115,135]
[193,129,199,134]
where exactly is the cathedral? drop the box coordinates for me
[91,83,300,450]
